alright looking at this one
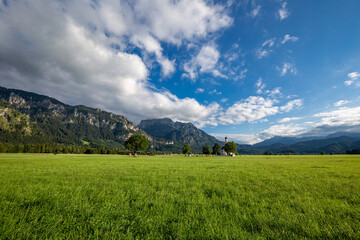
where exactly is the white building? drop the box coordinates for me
[220,136,235,156]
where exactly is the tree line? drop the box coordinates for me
[182,141,238,155]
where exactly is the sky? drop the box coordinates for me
[0,0,360,144]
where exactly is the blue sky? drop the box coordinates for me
[0,0,360,143]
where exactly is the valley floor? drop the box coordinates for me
[0,154,359,239]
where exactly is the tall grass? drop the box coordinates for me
[0,154,359,239]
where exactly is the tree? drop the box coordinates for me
[224,141,237,155]
[182,144,191,155]
[202,145,211,155]
[125,135,149,155]
[212,143,221,155]
[320,151,325,155]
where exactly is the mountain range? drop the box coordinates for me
[0,86,217,151]
[0,86,171,149]
[1,86,359,154]
[240,134,360,154]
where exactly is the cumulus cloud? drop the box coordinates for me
[0,0,231,124]
[195,88,204,93]
[282,34,299,44]
[255,79,282,98]
[183,44,225,80]
[218,96,303,125]
[345,72,360,86]
[334,100,351,107]
[218,97,279,125]
[278,2,289,20]
[267,87,282,98]
[280,99,303,112]
[345,80,354,86]
[279,63,297,76]
[348,72,360,80]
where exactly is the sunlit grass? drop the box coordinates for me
[0,154,359,239]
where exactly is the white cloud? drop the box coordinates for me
[278,117,302,123]
[221,98,228,103]
[238,69,248,80]
[348,72,360,80]
[344,80,354,86]
[209,89,222,95]
[267,87,282,97]
[334,100,351,107]
[280,99,303,112]
[0,0,230,125]
[314,106,360,127]
[158,58,176,77]
[197,45,220,73]
[256,38,275,59]
[278,2,289,20]
[279,63,297,76]
[256,49,270,59]
[262,38,276,47]
[195,88,204,93]
[345,72,360,86]
[218,96,279,125]
[255,78,266,94]
[250,5,261,18]
[282,34,299,44]
[261,123,305,137]
[130,0,233,45]
[183,44,225,80]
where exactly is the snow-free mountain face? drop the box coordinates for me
[138,118,222,150]
[0,86,170,149]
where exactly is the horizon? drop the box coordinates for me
[0,1,360,144]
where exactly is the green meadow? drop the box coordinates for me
[0,154,359,239]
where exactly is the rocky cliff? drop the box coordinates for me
[138,118,222,151]
[0,86,171,149]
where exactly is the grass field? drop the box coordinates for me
[0,154,359,239]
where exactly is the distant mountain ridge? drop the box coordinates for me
[239,135,360,154]
[138,118,223,151]
[254,132,360,147]
[0,86,171,149]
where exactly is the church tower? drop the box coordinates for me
[225,136,228,143]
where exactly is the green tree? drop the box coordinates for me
[212,143,221,155]
[125,135,149,155]
[182,144,191,155]
[224,141,237,155]
[320,151,325,155]
[202,145,211,155]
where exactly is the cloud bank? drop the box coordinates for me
[0,0,232,124]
